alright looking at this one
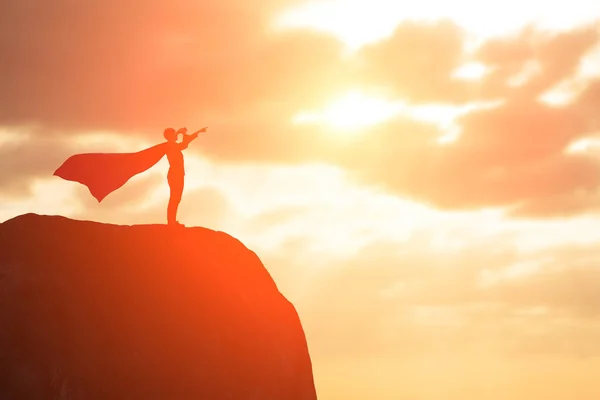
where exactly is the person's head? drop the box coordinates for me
[163,128,177,142]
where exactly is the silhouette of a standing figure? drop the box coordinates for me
[164,126,207,226]
[54,125,208,226]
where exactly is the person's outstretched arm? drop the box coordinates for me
[178,127,207,150]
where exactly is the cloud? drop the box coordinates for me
[325,25,600,216]
[0,133,75,199]
[479,246,600,319]
[355,20,475,103]
[276,234,600,359]
[475,26,599,98]
[3,0,600,217]
[0,0,347,133]
[204,22,600,217]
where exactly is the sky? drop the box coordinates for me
[2,0,600,398]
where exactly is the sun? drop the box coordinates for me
[291,90,503,143]
[292,90,403,131]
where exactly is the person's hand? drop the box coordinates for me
[199,126,208,133]
[177,127,188,134]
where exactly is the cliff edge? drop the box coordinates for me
[0,213,317,400]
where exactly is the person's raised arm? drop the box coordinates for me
[178,127,207,150]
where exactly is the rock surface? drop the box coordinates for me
[0,213,317,399]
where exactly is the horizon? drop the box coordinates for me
[3,0,600,398]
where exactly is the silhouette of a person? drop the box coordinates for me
[163,126,207,226]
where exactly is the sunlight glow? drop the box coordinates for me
[292,91,504,144]
[451,62,492,81]
[0,179,83,222]
[506,60,542,87]
[565,136,600,154]
[539,43,600,107]
[539,84,579,106]
[275,0,400,50]
[436,126,462,145]
[293,91,403,130]
[0,127,36,145]
[275,0,600,50]
[566,138,594,153]
[478,258,551,288]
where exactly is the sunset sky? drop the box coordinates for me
[3,0,600,398]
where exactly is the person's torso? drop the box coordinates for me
[166,143,185,175]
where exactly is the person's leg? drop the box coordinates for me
[167,173,184,224]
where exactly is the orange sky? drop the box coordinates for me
[3,0,600,398]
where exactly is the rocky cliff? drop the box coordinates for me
[0,213,317,399]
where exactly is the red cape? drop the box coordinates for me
[54,142,169,202]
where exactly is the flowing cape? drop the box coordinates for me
[54,142,169,202]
